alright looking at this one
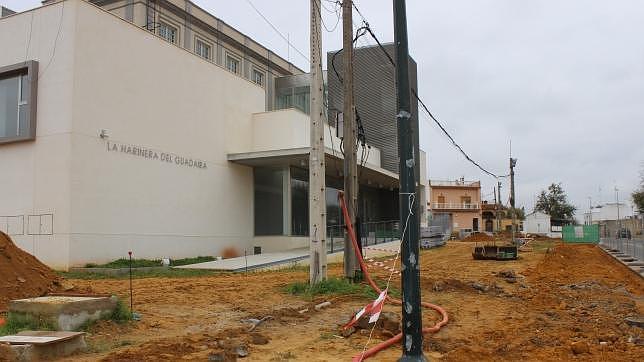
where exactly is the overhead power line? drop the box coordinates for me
[349,12,509,179]
[414,89,507,179]
[243,0,310,64]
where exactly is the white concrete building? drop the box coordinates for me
[583,202,633,224]
[523,211,551,236]
[0,0,428,269]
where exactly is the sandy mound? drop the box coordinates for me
[461,232,495,242]
[0,231,60,312]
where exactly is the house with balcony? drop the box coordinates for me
[428,179,482,233]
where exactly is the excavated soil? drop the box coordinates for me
[57,241,643,361]
[460,233,495,242]
[0,232,60,312]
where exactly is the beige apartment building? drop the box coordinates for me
[429,179,482,233]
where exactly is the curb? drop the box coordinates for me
[598,245,644,279]
[68,266,170,276]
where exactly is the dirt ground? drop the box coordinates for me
[56,241,644,361]
[0,232,60,311]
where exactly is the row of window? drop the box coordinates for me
[157,21,265,87]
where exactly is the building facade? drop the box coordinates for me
[583,202,633,225]
[428,179,482,232]
[524,211,551,235]
[326,43,428,226]
[44,0,304,110]
[583,202,640,237]
[0,0,426,269]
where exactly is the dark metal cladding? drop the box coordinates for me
[326,44,419,177]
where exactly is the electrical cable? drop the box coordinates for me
[414,90,503,178]
[243,0,310,64]
[312,0,341,33]
[339,192,449,361]
[38,0,65,80]
[357,20,509,179]
[24,10,34,62]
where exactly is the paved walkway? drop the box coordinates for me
[176,240,401,272]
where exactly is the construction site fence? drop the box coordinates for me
[600,238,644,262]
[562,225,600,243]
[327,220,400,254]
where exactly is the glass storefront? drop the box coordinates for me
[291,167,308,236]
[254,167,286,236]
[254,165,399,237]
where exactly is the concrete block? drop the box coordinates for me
[0,331,86,361]
[9,296,118,331]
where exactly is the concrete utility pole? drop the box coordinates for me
[510,157,517,244]
[497,181,502,232]
[492,187,499,232]
[394,0,426,360]
[342,0,359,280]
[615,187,621,234]
[309,0,327,284]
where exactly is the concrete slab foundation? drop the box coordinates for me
[176,240,403,271]
[9,296,117,331]
[0,331,86,361]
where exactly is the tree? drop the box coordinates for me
[633,162,644,213]
[534,183,576,221]
[499,206,525,220]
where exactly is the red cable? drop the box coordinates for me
[338,193,449,361]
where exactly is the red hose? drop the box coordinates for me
[338,193,449,361]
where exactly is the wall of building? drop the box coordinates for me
[597,218,643,238]
[327,44,419,175]
[450,212,481,231]
[429,183,482,231]
[66,0,267,266]
[524,213,551,235]
[585,203,633,224]
[248,108,382,168]
[0,0,269,268]
[430,186,481,207]
[0,2,79,269]
[88,0,302,111]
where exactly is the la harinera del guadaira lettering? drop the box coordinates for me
[106,141,207,169]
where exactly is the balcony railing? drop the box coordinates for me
[327,220,400,253]
[430,180,480,187]
[431,202,480,210]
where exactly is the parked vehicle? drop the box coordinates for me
[616,228,632,239]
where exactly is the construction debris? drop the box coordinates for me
[314,301,331,311]
[241,316,273,332]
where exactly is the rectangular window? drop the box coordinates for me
[158,21,178,44]
[226,54,240,74]
[1,61,37,144]
[252,69,265,86]
[293,86,310,114]
[195,38,211,60]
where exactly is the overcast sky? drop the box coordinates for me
[4,0,643,217]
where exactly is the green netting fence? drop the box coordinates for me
[562,225,599,243]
